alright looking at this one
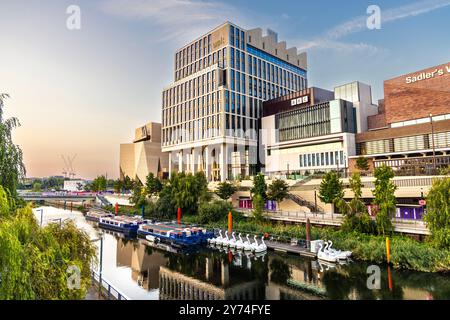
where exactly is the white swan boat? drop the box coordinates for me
[317,243,339,263]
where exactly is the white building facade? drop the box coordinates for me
[261,82,377,176]
[161,22,307,181]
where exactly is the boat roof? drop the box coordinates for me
[102,215,144,223]
[141,224,184,235]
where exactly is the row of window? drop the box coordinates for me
[175,47,226,82]
[225,114,258,139]
[299,151,345,168]
[163,91,221,127]
[277,104,332,142]
[246,45,306,77]
[359,131,450,155]
[175,34,212,71]
[163,115,221,144]
[163,70,218,109]
[230,25,246,51]
[224,92,262,118]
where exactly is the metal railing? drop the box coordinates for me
[91,270,130,300]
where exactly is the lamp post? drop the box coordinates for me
[429,114,437,173]
[37,209,44,227]
[314,187,318,214]
[91,231,104,298]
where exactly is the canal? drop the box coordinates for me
[33,206,450,300]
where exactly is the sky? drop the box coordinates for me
[1,0,449,179]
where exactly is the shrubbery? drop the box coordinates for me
[198,200,233,224]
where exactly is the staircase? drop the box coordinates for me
[286,193,324,213]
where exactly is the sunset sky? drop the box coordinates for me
[1,0,449,179]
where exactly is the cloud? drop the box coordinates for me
[100,0,250,43]
[326,0,450,40]
[298,0,450,52]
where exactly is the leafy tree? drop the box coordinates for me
[32,182,42,192]
[145,173,162,198]
[372,165,397,235]
[251,173,267,200]
[130,180,147,208]
[170,173,200,215]
[439,165,450,176]
[0,201,96,299]
[336,173,375,234]
[0,94,26,201]
[267,179,289,209]
[90,175,107,192]
[356,156,370,171]
[252,194,265,222]
[151,183,177,219]
[113,179,122,193]
[215,181,238,201]
[198,200,232,224]
[0,185,11,217]
[318,171,344,215]
[424,178,450,248]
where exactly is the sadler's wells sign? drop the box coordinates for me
[406,65,450,84]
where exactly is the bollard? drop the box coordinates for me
[177,207,181,225]
[386,237,391,264]
[228,211,232,235]
[115,203,119,216]
[306,218,311,249]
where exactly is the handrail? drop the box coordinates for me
[91,270,130,300]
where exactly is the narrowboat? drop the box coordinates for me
[99,215,147,236]
[137,223,204,247]
[160,222,214,243]
[85,210,114,222]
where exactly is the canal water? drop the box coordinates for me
[33,206,450,300]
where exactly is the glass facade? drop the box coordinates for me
[163,22,307,147]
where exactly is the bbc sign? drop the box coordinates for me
[290,95,309,107]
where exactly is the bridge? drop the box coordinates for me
[19,191,97,202]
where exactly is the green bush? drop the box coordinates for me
[198,200,233,224]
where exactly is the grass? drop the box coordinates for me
[181,214,450,273]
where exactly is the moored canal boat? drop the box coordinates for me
[99,215,147,236]
[137,223,204,247]
[85,210,114,222]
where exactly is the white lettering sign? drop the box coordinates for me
[290,95,309,106]
[406,66,449,84]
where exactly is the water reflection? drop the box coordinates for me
[33,207,450,300]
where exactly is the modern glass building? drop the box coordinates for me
[161,22,307,181]
[261,82,377,176]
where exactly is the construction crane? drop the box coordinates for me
[61,154,77,179]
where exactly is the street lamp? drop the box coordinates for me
[429,114,436,173]
[37,208,44,227]
[91,231,104,298]
[314,187,318,214]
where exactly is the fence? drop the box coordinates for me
[91,270,129,300]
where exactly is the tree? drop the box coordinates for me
[251,173,267,200]
[198,200,233,224]
[356,156,370,171]
[424,178,450,248]
[32,181,42,192]
[113,179,122,193]
[145,173,162,198]
[91,175,107,192]
[336,173,375,233]
[267,179,289,210]
[130,180,147,208]
[215,181,238,201]
[318,171,344,215]
[252,194,265,222]
[0,201,96,299]
[372,165,397,235]
[0,94,26,201]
